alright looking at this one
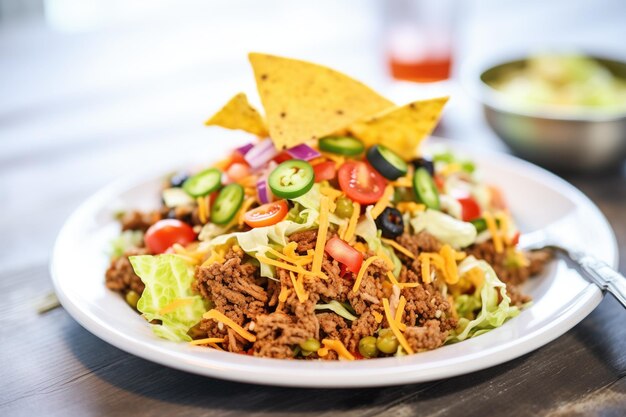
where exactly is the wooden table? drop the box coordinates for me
[2,2,625,416]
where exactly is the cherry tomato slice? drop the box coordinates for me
[144,219,196,254]
[273,151,292,164]
[325,237,364,275]
[337,161,386,205]
[243,200,289,228]
[313,161,337,182]
[457,195,481,222]
[489,185,508,210]
[226,162,250,182]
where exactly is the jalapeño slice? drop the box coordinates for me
[268,159,315,199]
[182,168,222,197]
[413,167,440,210]
[211,183,244,225]
[318,136,365,156]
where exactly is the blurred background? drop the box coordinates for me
[1,0,625,272]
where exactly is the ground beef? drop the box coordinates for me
[317,312,348,339]
[105,247,148,295]
[194,246,267,326]
[466,241,550,286]
[120,210,162,231]
[396,232,442,259]
[340,310,380,353]
[347,255,387,315]
[253,312,311,358]
[401,281,457,332]
[404,320,448,352]
[288,230,318,253]
[306,255,352,302]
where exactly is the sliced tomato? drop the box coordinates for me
[434,174,445,192]
[457,195,481,222]
[337,161,386,205]
[243,200,289,228]
[510,231,520,246]
[325,237,364,275]
[230,150,248,166]
[226,162,250,182]
[144,219,196,254]
[313,161,337,182]
[273,151,292,164]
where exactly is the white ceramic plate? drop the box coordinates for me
[51,141,618,388]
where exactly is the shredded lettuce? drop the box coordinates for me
[314,300,358,321]
[447,256,520,342]
[129,254,206,342]
[109,230,144,259]
[409,209,477,249]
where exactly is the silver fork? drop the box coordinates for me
[518,228,626,307]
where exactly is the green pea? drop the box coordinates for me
[299,338,321,353]
[376,328,399,354]
[358,336,379,358]
[125,290,140,309]
[335,196,354,219]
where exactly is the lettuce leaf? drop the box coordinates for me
[409,209,477,249]
[129,254,206,342]
[447,256,520,342]
[109,230,143,259]
[314,300,358,321]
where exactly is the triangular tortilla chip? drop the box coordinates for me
[205,93,268,137]
[249,53,393,149]
[347,97,448,157]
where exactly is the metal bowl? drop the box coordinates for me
[468,56,626,172]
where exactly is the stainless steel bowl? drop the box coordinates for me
[468,56,626,172]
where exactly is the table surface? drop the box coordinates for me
[2,1,626,416]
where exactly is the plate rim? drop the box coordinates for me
[50,140,618,388]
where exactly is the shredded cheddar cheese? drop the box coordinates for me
[484,211,503,253]
[197,197,207,224]
[343,201,361,242]
[352,256,381,293]
[318,339,355,361]
[278,286,291,303]
[382,298,414,355]
[386,270,401,287]
[391,177,413,188]
[257,254,326,279]
[208,342,225,351]
[203,309,256,342]
[394,295,406,323]
[158,298,194,315]
[377,249,395,270]
[371,184,395,219]
[311,196,329,276]
[189,337,225,346]
[420,253,432,284]
[372,311,383,323]
[440,244,460,285]
[396,202,426,214]
[381,238,416,259]
[289,271,309,303]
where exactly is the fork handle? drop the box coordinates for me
[567,250,626,308]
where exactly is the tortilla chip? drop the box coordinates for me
[249,53,393,149]
[205,93,268,137]
[347,97,448,158]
